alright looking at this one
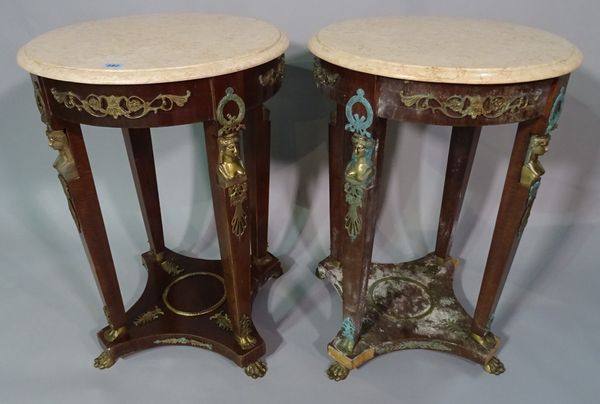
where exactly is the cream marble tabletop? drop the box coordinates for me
[309,16,582,84]
[17,14,289,85]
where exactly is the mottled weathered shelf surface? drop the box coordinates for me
[317,254,499,367]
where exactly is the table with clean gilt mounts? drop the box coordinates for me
[17,14,288,378]
[309,17,582,380]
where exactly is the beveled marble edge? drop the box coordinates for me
[17,33,289,85]
[308,34,583,85]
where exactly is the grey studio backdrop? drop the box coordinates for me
[1,1,598,403]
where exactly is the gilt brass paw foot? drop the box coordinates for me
[483,356,505,375]
[93,350,115,369]
[327,362,350,381]
[244,360,267,378]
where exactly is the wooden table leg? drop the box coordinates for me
[316,103,346,281]
[470,119,541,354]
[243,106,271,264]
[122,128,166,257]
[329,87,387,372]
[329,103,346,261]
[471,80,568,354]
[337,117,387,351]
[46,120,128,366]
[435,126,481,258]
[204,118,255,352]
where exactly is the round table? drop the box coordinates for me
[18,13,288,378]
[309,16,582,380]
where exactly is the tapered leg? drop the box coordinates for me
[122,128,165,255]
[204,119,255,350]
[338,117,387,353]
[243,106,270,263]
[329,104,346,260]
[48,121,128,342]
[332,87,387,355]
[472,80,568,342]
[435,126,481,258]
[471,119,542,340]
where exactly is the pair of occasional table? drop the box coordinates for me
[18,14,581,381]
